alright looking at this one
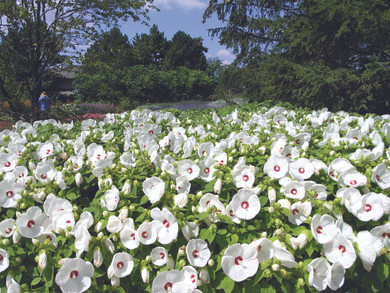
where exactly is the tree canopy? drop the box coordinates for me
[204,0,390,114]
[0,0,154,119]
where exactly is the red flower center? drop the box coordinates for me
[316,226,323,234]
[382,232,390,238]
[70,270,78,279]
[339,245,346,253]
[27,220,35,228]
[350,180,357,185]
[204,167,210,174]
[286,153,291,158]
[0,254,3,262]
[365,204,372,212]
[117,261,124,269]
[192,250,199,258]
[274,165,280,172]
[376,174,380,181]
[66,220,71,224]
[41,174,47,179]
[229,209,234,217]
[149,130,154,135]
[47,235,52,241]
[130,233,135,240]
[257,245,262,251]
[5,228,12,234]
[291,188,297,195]
[202,150,206,156]
[46,149,51,155]
[6,191,13,198]
[5,161,11,167]
[296,139,301,145]
[160,252,165,259]
[241,201,249,209]
[97,154,101,160]
[315,193,319,198]
[329,171,334,177]
[299,168,305,174]
[220,160,224,165]
[74,164,79,170]
[243,175,249,182]
[142,231,148,239]
[191,274,196,283]
[163,219,170,228]
[234,256,243,265]
[164,282,173,291]
[187,168,193,174]
[292,209,299,215]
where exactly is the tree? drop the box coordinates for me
[164,31,208,71]
[0,0,154,120]
[82,27,136,74]
[132,24,170,67]
[203,0,390,114]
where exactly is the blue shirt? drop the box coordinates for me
[38,95,51,111]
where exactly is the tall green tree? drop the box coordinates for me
[132,25,170,67]
[0,0,155,120]
[204,0,390,113]
[164,31,208,71]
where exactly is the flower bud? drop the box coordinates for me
[111,276,120,287]
[214,179,222,194]
[141,268,150,283]
[94,248,103,267]
[107,264,114,279]
[13,230,22,244]
[2,238,10,246]
[268,188,276,203]
[272,263,280,271]
[28,161,36,171]
[38,252,47,270]
[261,231,268,238]
[199,269,210,284]
[32,239,40,246]
[75,173,83,186]
[118,208,129,222]
[268,207,275,214]
[208,259,214,267]
[121,180,131,195]
[167,255,174,270]
[103,211,108,217]
[105,238,115,253]
[97,232,104,240]
[178,246,186,257]
[297,278,305,288]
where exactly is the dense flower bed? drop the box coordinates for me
[1,104,390,292]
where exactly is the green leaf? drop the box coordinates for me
[140,195,149,205]
[197,212,210,221]
[216,276,235,293]
[31,277,42,286]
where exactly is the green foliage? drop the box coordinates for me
[74,65,215,104]
[164,31,208,71]
[0,0,155,121]
[204,0,390,114]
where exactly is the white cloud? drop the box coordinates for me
[217,49,235,65]
[154,0,208,11]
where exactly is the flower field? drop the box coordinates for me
[1,103,390,292]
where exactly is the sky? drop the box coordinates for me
[119,0,236,65]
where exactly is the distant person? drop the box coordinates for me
[38,91,52,111]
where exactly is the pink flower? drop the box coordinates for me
[143,177,166,204]
[356,193,384,222]
[222,243,258,282]
[55,258,94,293]
[186,239,211,268]
[110,252,134,278]
[16,206,48,238]
[311,214,337,244]
[152,270,188,293]
[151,207,178,245]
[307,257,330,291]
[0,219,15,237]
[289,158,314,180]
[230,188,261,220]
[233,166,256,188]
[151,247,168,266]
[264,155,289,179]
[0,248,9,273]
[324,233,356,269]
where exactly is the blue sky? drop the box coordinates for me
[120,0,236,65]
